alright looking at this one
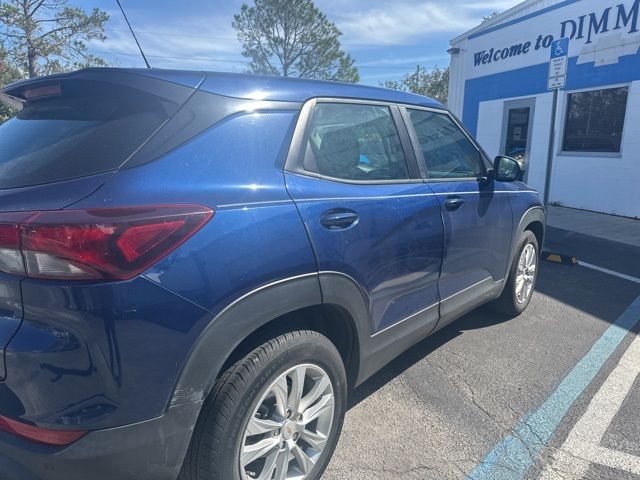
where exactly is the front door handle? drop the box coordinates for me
[444,196,464,211]
[320,210,359,230]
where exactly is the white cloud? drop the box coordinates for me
[358,54,450,67]
[461,1,520,11]
[360,71,407,81]
[89,10,246,70]
[336,2,486,46]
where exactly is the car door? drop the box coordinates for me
[401,106,514,324]
[284,99,444,335]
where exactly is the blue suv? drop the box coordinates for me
[0,69,544,480]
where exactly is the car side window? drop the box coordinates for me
[302,103,410,181]
[407,109,483,179]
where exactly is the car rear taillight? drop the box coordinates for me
[0,205,213,281]
[0,415,87,446]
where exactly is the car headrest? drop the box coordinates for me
[318,128,360,177]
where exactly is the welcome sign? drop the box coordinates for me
[468,0,640,76]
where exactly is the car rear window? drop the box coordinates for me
[0,79,181,189]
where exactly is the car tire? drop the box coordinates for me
[179,330,347,480]
[491,230,539,317]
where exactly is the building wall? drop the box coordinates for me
[449,0,640,218]
[548,81,640,216]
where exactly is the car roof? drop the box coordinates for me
[197,71,443,108]
[4,68,444,109]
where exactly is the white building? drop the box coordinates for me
[448,0,640,218]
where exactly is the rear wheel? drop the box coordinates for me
[491,230,539,317]
[179,330,347,480]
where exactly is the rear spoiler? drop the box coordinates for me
[0,91,24,111]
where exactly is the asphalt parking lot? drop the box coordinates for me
[325,222,640,480]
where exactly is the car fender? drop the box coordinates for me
[170,273,324,407]
[499,206,545,295]
[170,270,378,407]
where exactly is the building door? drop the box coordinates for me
[502,99,535,182]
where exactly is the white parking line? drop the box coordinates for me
[540,333,640,479]
[578,261,640,285]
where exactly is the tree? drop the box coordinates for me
[0,41,21,122]
[233,0,359,82]
[381,65,450,105]
[0,0,109,79]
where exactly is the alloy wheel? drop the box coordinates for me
[240,364,335,480]
[515,243,536,304]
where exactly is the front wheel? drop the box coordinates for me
[491,230,539,317]
[179,330,347,480]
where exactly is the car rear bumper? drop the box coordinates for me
[0,401,201,480]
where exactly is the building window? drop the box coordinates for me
[562,86,629,154]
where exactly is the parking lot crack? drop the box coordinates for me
[548,463,570,480]
[424,358,543,470]
[447,363,512,432]
[452,462,478,479]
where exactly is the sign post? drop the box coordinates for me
[544,37,569,208]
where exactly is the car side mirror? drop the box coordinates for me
[494,156,521,182]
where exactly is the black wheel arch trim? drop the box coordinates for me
[500,206,545,295]
[169,271,376,410]
[318,271,440,385]
[170,273,323,406]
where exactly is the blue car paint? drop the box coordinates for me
[0,69,542,456]
[3,277,211,427]
[0,173,120,382]
[68,110,316,312]
[0,274,22,381]
[428,179,515,300]
[2,109,319,430]
[285,172,444,333]
[197,70,443,107]
[0,173,116,212]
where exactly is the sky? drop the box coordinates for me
[87,0,522,85]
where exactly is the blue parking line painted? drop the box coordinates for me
[468,295,640,480]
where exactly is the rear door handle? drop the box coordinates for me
[320,210,359,230]
[444,196,464,211]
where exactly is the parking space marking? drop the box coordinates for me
[578,261,640,285]
[467,294,640,480]
[539,334,640,479]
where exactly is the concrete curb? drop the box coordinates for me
[542,251,578,266]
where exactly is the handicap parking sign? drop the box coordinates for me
[548,37,569,90]
[551,37,569,59]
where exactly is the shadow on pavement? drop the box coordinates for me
[348,303,509,409]
[349,229,640,411]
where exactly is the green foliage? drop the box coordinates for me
[381,66,450,105]
[0,0,109,79]
[233,0,359,83]
[0,41,20,122]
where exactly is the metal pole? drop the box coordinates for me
[543,88,559,207]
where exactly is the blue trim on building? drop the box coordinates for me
[462,53,640,136]
[468,0,583,40]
